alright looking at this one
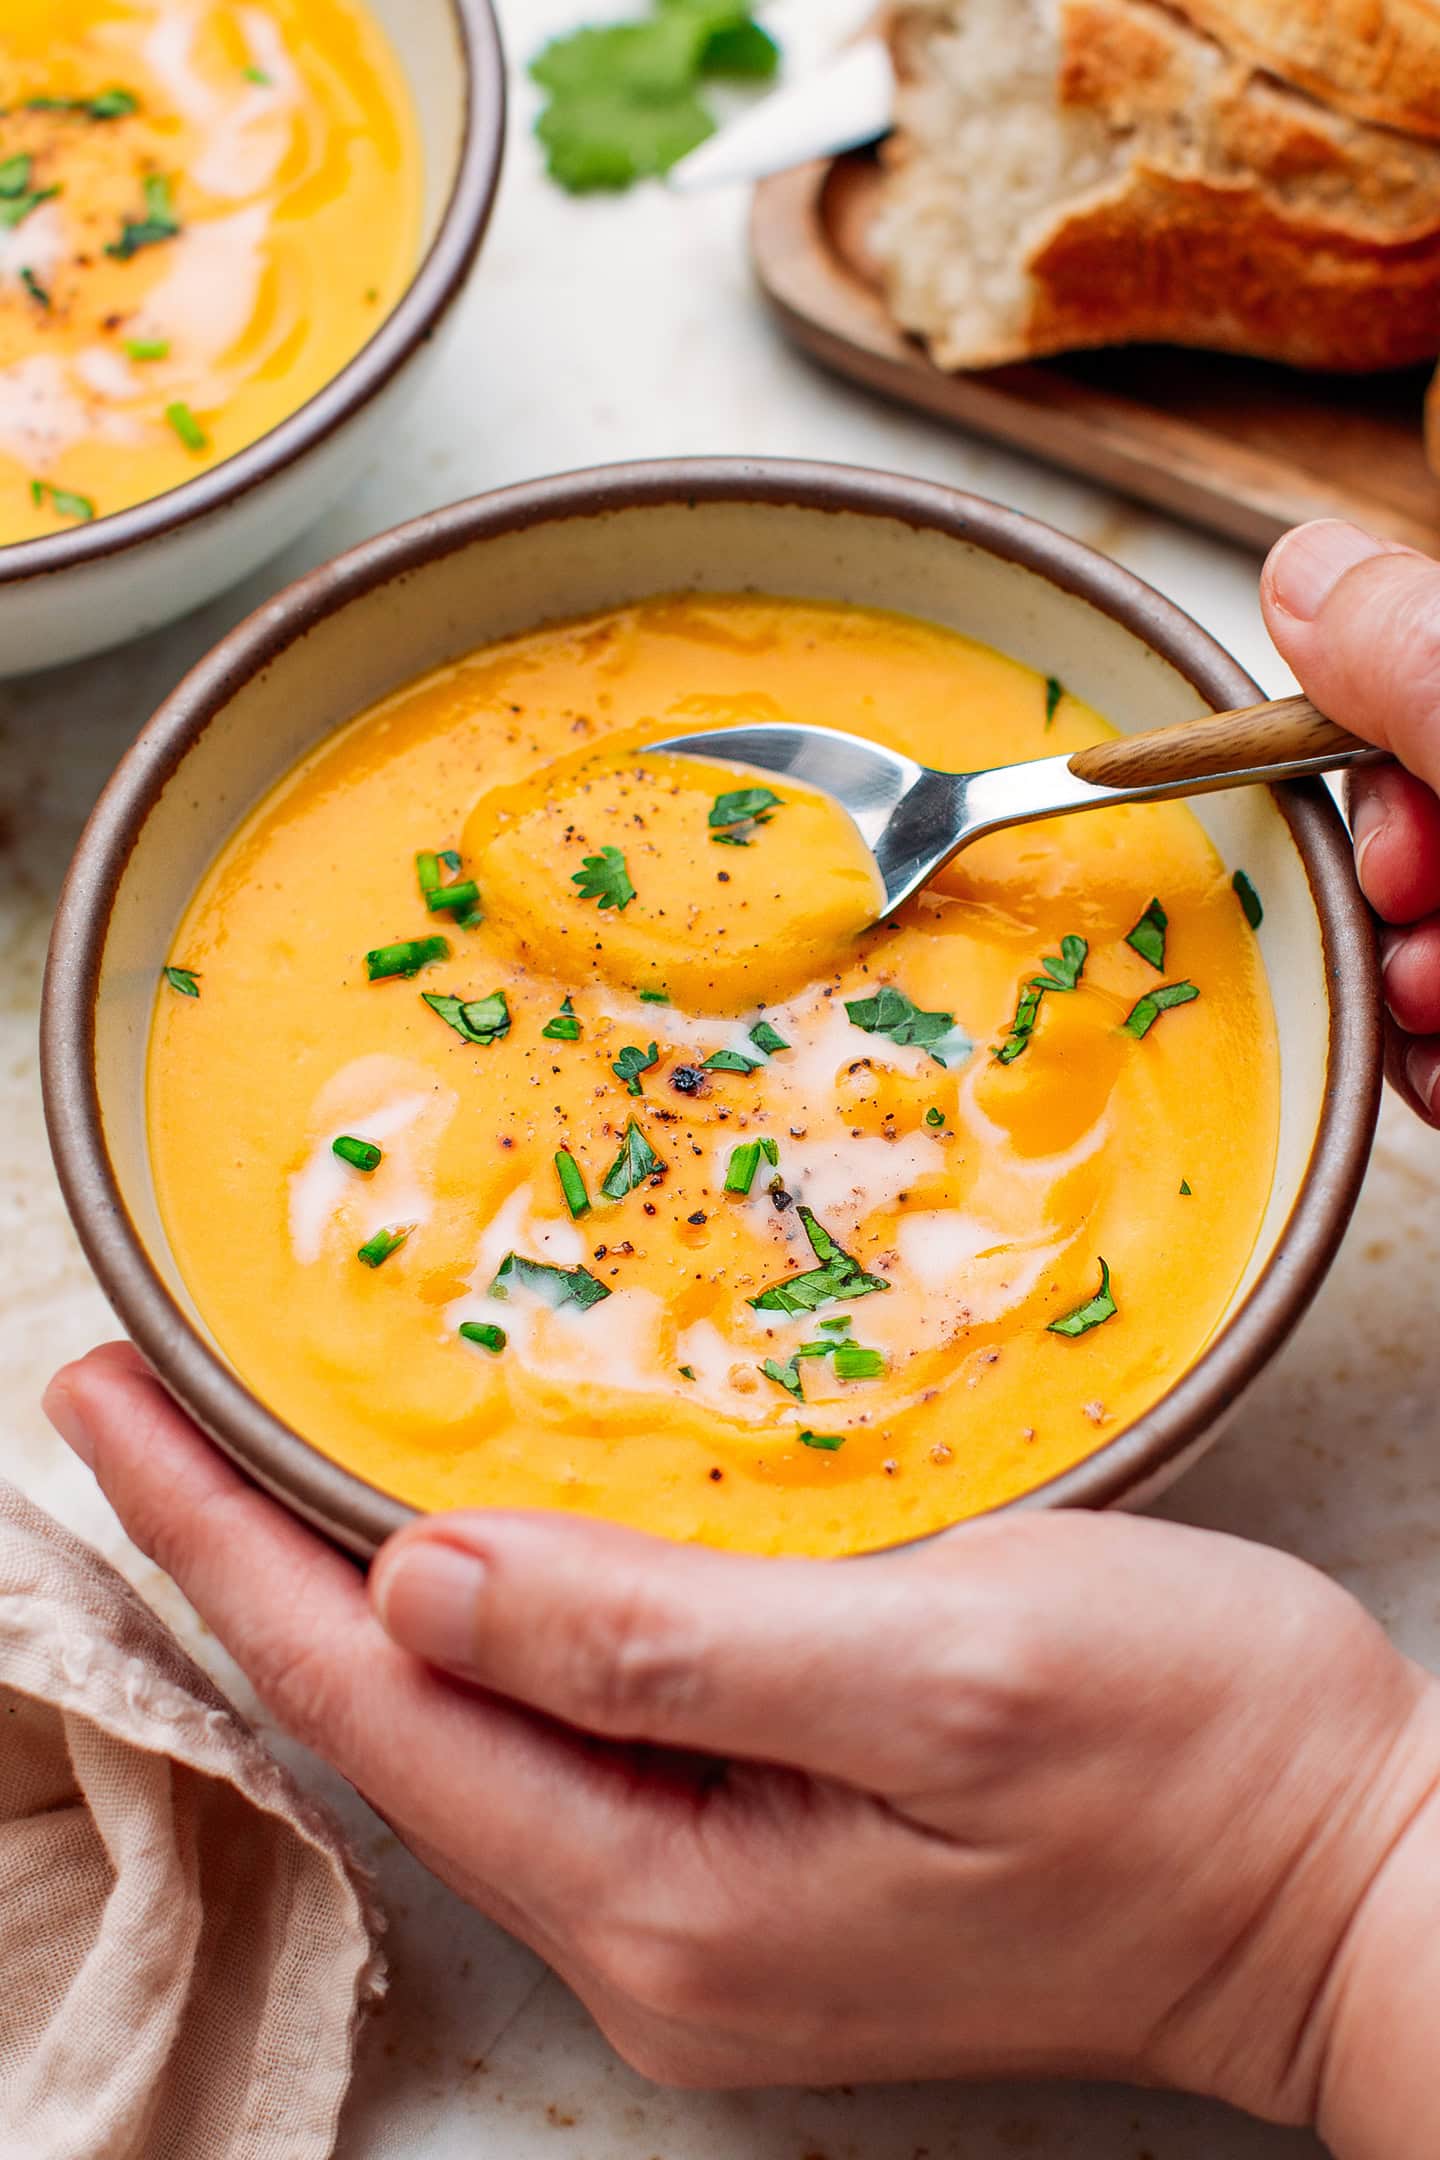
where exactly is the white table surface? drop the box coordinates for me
[4,4,1437,2152]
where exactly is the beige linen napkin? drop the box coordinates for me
[0,1478,383,2160]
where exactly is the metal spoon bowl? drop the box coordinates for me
[647,693,1383,917]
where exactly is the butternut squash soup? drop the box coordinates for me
[0,0,421,543]
[147,597,1280,1556]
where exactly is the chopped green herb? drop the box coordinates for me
[426,877,480,919]
[415,850,441,897]
[19,265,49,308]
[924,1106,945,1128]
[710,785,782,829]
[123,335,170,360]
[0,155,31,197]
[817,1316,852,1335]
[554,1148,591,1218]
[996,935,1088,1063]
[488,1252,610,1309]
[799,1429,845,1452]
[165,400,208,453]
[1180,1178,1193,1196]
[613,1040,658,1095]
[1125,897,1168,971]
[600,1117,665,1199]
[724,1141,762,1195]
[357,1224,411,1268]
[712,831,752,847]
[702,1047,761,1074]
[749,1019,788,1055]
[332,1135,382,1173]
[107,172,181,259]
[542,996,582,1042]
[243,65,274,85]
[572,845,634,911]
[365,935,448,981]
[459,1320,506,1353]
[28,88,139,120]
[1120,980,1199,1040]
[1044,675,1064,727]
[678,1364,696,1380]
[438,848,462,873]
[1047,1257,1117,1338]
[846,986,969,1068]
[704,19,781,75]
[423,989,511,1045]
[1232,869,1263,930]
[30,478,96,523]
[759,1137,779,1166]
[762,1354,804,1400]
[833,1343,885,1380]
[750,1206,889,1315]
[0,183,60,231]
[638,986,670,1003]
[163,964,200,998]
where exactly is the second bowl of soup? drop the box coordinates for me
[42,460,1382,1556]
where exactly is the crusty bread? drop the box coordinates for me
[872,0,1440,372]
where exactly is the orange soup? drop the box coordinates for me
[0,0,421,543]
[146,597,1280,1556]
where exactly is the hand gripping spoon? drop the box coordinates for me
[646,695,1382,918]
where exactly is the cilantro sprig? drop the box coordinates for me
[1125,898,1167,971]
[107,171,181,260]
[749,1207,889,1316]
[613,1040,659,1095]
[488,1252,611,1309]
[600,1117,666,1199]
[995,935,1087,1064]
[1047,1258,1117,1338]
[1120,981,1199,1039]
[423,989,511,1045]
[710,784,782,847]
[572,845,635,911]
[845,987,970,1069]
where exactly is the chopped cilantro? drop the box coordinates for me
[702,1047,761,1074]
[572,844,635,911]
[1125,897,1168,971]
[488,1252,610,1309]
[678,1364,696,1380]
[613,1040,659,1095]
[0,155,32,197]
[1120,981,1199,1040]
[799,1429,845,1451]
[710,785,782,829]
[845,986,969,1068]
[760,1137,779,1165]
[1232,869,1263,929]
[165,400,208,453]
[1045,676,1064,727]
[925,1107,945,1128]
[543,996,582,1042]
[750,1206,889,1315]
[107,172,181,260]
[124,336,170,360]
[459,1320,506,1353]
[762,1354,803,1400]
[243,65,274,86]
[833,1342,885,1380]
[996,935,1088,1063]
[1180,1178,1193,1196]
[638,986,670,1003]
[1047,1257,1117,1338]
[28,88,138,120]
[162,964,199,998]
[748,1019,788,1054]
[0,182,59,231]
[31,478,96,523]
[365,936,448,981]
[19,265,49,308]
[357,1224,411,1268]
[332,1135,381,1173]
[600,1118,665,1199]
[423,989,511,1045]
[554,1148,590,1217]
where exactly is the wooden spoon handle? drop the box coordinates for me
[1068,694,1371,790]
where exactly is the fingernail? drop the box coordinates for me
[1267,521,1390,622]
[1351,789,1389,889]
[1406,1044,1440,1116]
[370,1539,486,1668]
[42,1377,96,1469]
[1379,926,1404,978]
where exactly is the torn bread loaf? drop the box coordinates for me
[872,0,1440,371]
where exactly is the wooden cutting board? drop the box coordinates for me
[750,152,1440,554]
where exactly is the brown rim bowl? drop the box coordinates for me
[0,0,505,678]
[41,458,1384,1555]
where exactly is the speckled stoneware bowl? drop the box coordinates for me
[0,0,504,680]
[42,459,1383,1555]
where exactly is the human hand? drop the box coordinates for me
[1262,518,1440,1126]
[43,1342,1440,2154]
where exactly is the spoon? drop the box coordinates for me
[645,694,1382,917]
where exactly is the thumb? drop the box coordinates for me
[1261,520,1440,792]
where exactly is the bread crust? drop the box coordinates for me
[1173,0,1440,143]
[877,0,1440,372]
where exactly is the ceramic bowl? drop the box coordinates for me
[0,0,504,680]
[42,459,1383,1555]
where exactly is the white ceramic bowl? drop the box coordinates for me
[42,459,1383,1554]
[0,0,504,679]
